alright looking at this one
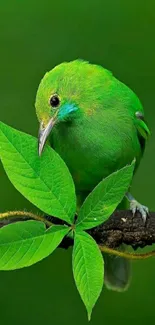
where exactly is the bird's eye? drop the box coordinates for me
[49,94,60,108]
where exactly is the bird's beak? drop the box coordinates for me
[38,117,55,156]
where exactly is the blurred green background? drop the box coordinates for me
[0,0,155,324]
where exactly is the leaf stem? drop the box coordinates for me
[0,211,52,227]
[99,245,155,260]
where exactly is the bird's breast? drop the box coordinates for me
[51,117,141,192]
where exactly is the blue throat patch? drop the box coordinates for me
[58,103,78,120]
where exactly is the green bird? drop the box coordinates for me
[35,59,150,291]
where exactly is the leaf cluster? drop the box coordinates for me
[0,122,135,320]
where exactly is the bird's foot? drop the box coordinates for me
[129,200,149,223]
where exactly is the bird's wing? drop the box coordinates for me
[135,111,150,153]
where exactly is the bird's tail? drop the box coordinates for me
[103,197,131,292]
[103,245,131,292]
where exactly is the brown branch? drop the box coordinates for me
[89,210,155,249]
[59,210,155,250]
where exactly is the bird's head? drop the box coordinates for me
[36,59,112,155]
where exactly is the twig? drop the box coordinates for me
[0,211,52,227]
[99,246,155,259]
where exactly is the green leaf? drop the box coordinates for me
[76,161,135,230]
[0,221,69,270]
[72,230,104,320]
[0,122,76,224]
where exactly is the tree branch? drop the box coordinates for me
[59,210,155,250]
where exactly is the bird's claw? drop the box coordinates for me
[130,200,149,223]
